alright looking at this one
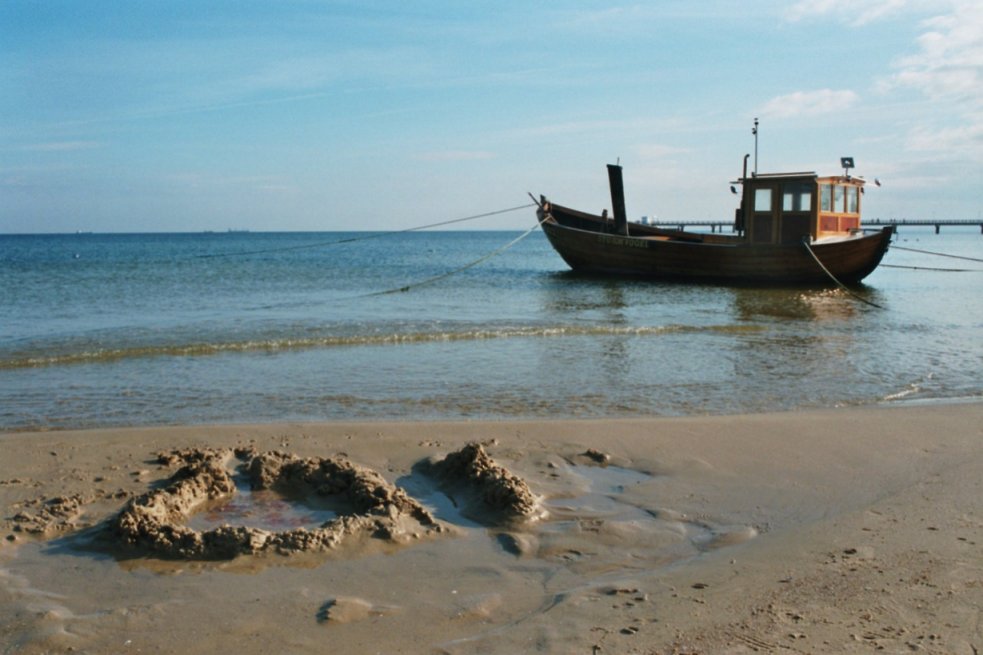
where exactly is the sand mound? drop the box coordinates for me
[113,448,443,559]
[10,493,88,535]
[428,443,539,521]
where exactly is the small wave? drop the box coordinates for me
[882,383,922,401]
[0,323,763,370]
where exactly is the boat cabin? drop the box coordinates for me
[736,172,865,245]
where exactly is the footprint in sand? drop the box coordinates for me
[317,597,399,624]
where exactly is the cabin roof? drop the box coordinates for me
[748,171,816,179]
[817,174,866,186]
[730,171,815,184]
[731,172,866,186]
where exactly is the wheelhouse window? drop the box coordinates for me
[847,186,859,213]
[834,185,845,212]
[754,188,772,212]
[821,184,833,211]
[782,182,812,212]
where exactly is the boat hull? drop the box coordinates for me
[540,203,893,284]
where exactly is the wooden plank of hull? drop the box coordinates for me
[541,215,892,284]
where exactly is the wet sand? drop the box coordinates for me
[2,402,982,654]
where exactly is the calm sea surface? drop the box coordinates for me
[1,228,981,431]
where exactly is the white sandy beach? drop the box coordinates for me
[2,402,982,654]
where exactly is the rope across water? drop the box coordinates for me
[801,238,885,309]
[802,236,983,308]
[365,214,547,296]
[193,203,536,259]
[178,200,544,297]
[889,244,983,264]
[882,264,981,272]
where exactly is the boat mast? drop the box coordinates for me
[752,117,759,177]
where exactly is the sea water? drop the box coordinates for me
[1,228,981,430]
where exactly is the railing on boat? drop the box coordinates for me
[642,218,983,234]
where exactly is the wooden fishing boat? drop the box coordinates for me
[537,160,894,284]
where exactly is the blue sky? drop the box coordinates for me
[2,0,981,232]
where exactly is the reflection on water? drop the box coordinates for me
[187,474,342,532]
[730,286,886,322]
[541,273,630,314]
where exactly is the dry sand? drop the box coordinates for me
[2,402,982,654]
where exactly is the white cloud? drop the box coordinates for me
[2,175,31,188]
[905,121,983,155]
[883,1,983,160]
[255,184,296,193]
[22,141,101,152]
[163,172,297,191]
[509,116,693,141]
[634,144,689,159]
[760,89,859,118]
[554,6,663,35]
[887,2,983,101]
[785,0,916,26]
[414,150,495,162]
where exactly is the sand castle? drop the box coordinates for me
[112,443,539,559]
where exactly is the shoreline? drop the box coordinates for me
[4,392,981,436]
[3,402,982,653]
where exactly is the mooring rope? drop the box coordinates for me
[882,264,982,272]
[802,238,885,309]
[365,215,547,296]
[889,245,983,264]
[193,202,536,259]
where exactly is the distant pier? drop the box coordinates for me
[642,218,983,234]
[862,219,983,234]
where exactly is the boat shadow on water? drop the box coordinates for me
[543,269,886,321]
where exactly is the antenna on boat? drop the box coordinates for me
[752,118,759,177]
[840,156,854,179]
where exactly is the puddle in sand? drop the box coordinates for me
[416,488,484,528]
[568,463,652,492]
[395,472,485,529]
[560,461,763,553]
[542,463,757,560]
[187,473,346,532]
[546,464,654,518]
